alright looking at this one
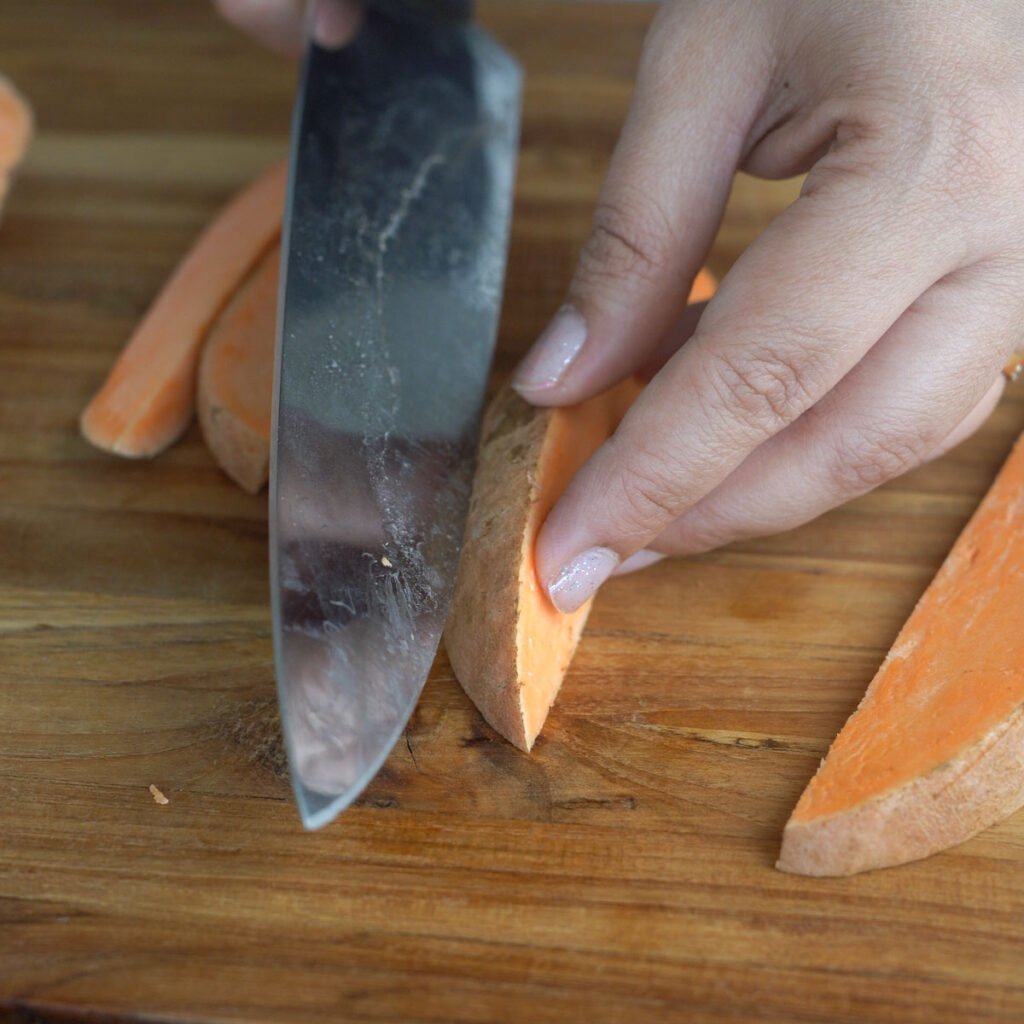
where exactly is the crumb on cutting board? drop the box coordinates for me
[149,783,169,805]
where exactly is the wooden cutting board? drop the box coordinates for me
[2,2,1023,1021]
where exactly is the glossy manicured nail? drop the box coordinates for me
[612,550,666,577]
[512,306,587,394]
[547,546,620,614]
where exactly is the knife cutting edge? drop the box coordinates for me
[270,0,522,829]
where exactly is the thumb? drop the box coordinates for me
[512,1,773,406]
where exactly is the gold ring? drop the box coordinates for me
[1005,352,1024,383]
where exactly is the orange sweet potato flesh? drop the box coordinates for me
[80,161,285,458]
[779,431,1024,876]
[688,267,715,304]
[198,242,280,493]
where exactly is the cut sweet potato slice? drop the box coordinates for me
[446,269,716,750]
[778,431,1024,876]
[198,241,280,493]
[445,376,642,751]
[80,160,286,458]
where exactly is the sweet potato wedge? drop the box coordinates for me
[778,431,1024,876]
[446,269,717,750]
[80,160,285,458]
[445,376,642,751]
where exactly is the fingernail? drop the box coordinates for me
[313,0,358,48]
[612,550,666,577]
[512,306,587,394]
[547,546,620,614]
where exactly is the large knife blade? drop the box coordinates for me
[271,0,521,829]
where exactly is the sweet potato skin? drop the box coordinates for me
[778,706,1024,876]
[445,385,560,750]
[198,401,269,493]
[197,244,279,493]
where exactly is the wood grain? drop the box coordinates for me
[2,2,1024,1021]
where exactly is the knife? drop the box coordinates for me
[270,0,522,829]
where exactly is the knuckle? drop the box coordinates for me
[895,98,1019,216]
[873,83,1019,216]
[940,73,1021,182]
[828,423,936,495]
[578,196,675,288]
[699,346,819,439]
[609,443,685,539]
[808,86,1021,235]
